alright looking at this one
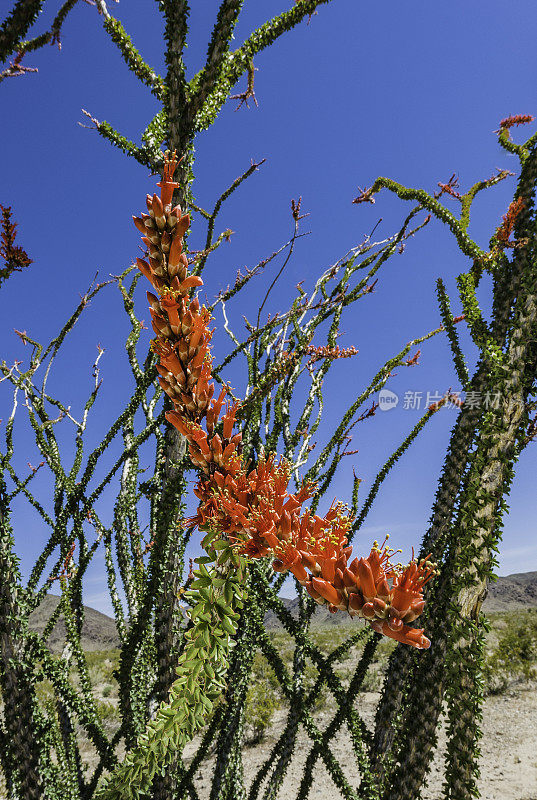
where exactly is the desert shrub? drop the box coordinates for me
[251,652,281,692]
[244,682,281,745]
[483,611,537,694]
[310,626,356,655]
[94,698,120,726]
[34,678,55,706]
[85,650,121,685]
[358,669,382,694]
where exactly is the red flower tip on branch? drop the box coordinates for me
[142,537,155,556]
[1,205,33,282]
[14,329,28,345]
[428,398,446,413]
[1,52,38,79]
[48,542,77,584]
[363,278,378,294]
[499,114,534,131]
[157,150,182,208]
[495,197,526,249]
[291,197,309,222]
[447,391,464,409]
[305,343,359,368]
[405,349,421,366]
[437,173,461,200]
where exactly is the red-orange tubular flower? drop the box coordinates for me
[134,151,434,650]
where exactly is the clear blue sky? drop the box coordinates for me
[1,0,536,616]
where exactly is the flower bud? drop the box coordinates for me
[168,204,182,226]
[361,602,376,620]
[152,194,166,229]
[168,232,184,268]
[146,291,160,312]
[348,592,364,613]
[387,614,403,631]
[299,550,319,575]
[133,216,147,234]
[311,577,341,607]
[357,558,376,600]
[136,258,152,282]
[320,558,336,583]
[161,231,171,253]
[305,580,323,603]
[372,597,387,616]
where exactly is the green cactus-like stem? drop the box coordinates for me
[0,0,43,61]
[444,313,536,796]
[369,364,486,784]
[442,147,537,800]
[378,144,537,800]
[370,139,537,796]
[209,607,255,800]
[379,575,452,800]
[150,431,188,800]
[0,473,44,800]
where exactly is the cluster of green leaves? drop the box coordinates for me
[94,539,247,800]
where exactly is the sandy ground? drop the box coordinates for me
[182,683,537,800]
[1,683,535,798]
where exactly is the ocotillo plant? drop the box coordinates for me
[95,151,437,799]
[0,145,444,800]
[0,159,443,800]
[3,2,537,800]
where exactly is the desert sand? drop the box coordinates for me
[182,683,537,800]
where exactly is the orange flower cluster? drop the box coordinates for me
[499,114,534,130]
[495,197,526,249]
[133,152,434,649]
[304,344,359,367]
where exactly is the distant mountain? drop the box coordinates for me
[28,594,121,654]
[482,570,537,613]
[26,571,537,651]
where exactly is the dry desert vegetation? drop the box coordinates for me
[1,604,536,800]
